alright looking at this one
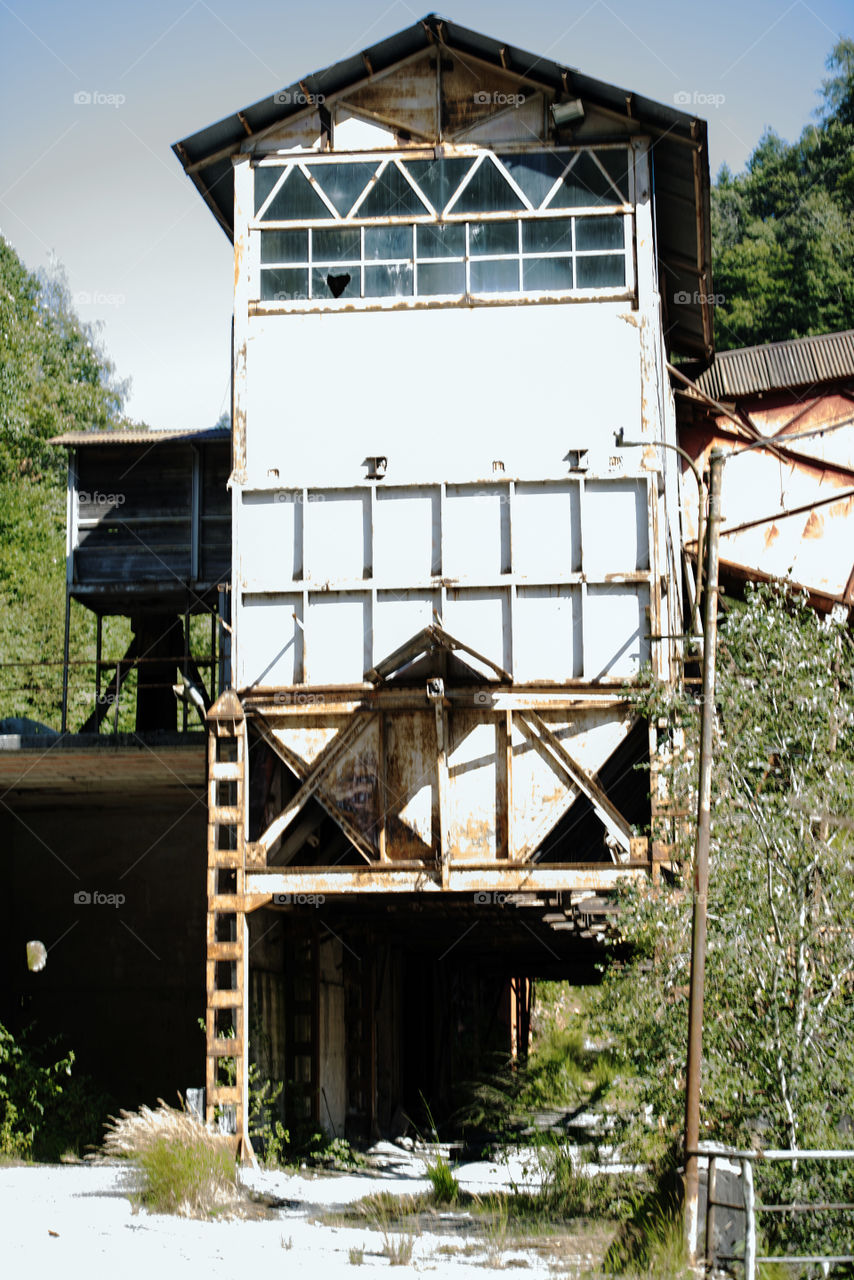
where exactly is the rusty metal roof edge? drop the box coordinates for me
[50,426,231,447]
[686,330,854,399]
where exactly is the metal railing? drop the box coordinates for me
[697,1143,854,1276]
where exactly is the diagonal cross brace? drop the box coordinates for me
[250,714,377,865]
[517,711,634,854]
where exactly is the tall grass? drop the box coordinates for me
[102,1100,239,1218]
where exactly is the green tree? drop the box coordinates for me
[711,38,854,348]
[599,585,854,1253]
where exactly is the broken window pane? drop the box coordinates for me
[417,261,465,295]
[260,268,309,300]
[312,227,361,262]
[364,264,413,297]
[415,222,466,258]
[468,220,518,256]
[311,268,358,299]
[403,158,474,215]
[576,254,625,287]
[523,257,574,290]
[307,162,377,216]
[260,229,308,263]
[522,218,573,254]
[470,259,519,292]
[452,157,526,214]
[364,225,413,261]
[575,216,624,252]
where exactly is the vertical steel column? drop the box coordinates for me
[683,447,725,1260]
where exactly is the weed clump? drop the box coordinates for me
[102,1100,240,1218]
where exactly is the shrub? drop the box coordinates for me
[0,1022,73,1158]
[102,1100,239,1218]
[425,1152,460,1204]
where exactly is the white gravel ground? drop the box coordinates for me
[0,1147,607,1280]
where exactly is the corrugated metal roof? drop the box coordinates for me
[694,331,854,399]
[51,427,231,447]
[172,12,712,359]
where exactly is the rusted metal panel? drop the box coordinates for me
[692,330,854,400]
[246,863,648,897]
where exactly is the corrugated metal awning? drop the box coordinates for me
[171,12,712,359]
[50,427,231,447]
[690,331,854,399]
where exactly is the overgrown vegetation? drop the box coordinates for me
[102,1100,240,1218]
[598,583,854,1255]
[0,1021,111,1161]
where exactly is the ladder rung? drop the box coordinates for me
[209,1085,240,1104]
[210,851,242,868]
[211,806,242,825]
[208,1037,241,1058]
[209,989,242,1008]
[211,763,242,781]
[210,895,244,912]
[208,941,242,961]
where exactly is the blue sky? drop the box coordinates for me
[0,0,849,429]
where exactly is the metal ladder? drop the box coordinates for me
[205,690,251,1157]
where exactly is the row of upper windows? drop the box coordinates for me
[252,146,632,223]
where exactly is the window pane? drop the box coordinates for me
[255,166,284,215]
[576,254,626,288]
[522,218,573,253]
[575,216,624,251]
[364,263,413,297]
[523,257,574,290]
[307,162,376,216]
[312,227,360,262]
[403,158,474,215]
[468,220,518,256]
[358,163,431,218]
[261,166,332,221]
[452,158,526,214]
[311,267,359,299]
[261,268,309,300]
[260,229,308,263]
[417,261,465,295]
[416,223,465,259]
[548,152,618,209]
[470,259,519,293]
[594,148,630,200]
[498,151,567,208]
[364,225,413,261]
